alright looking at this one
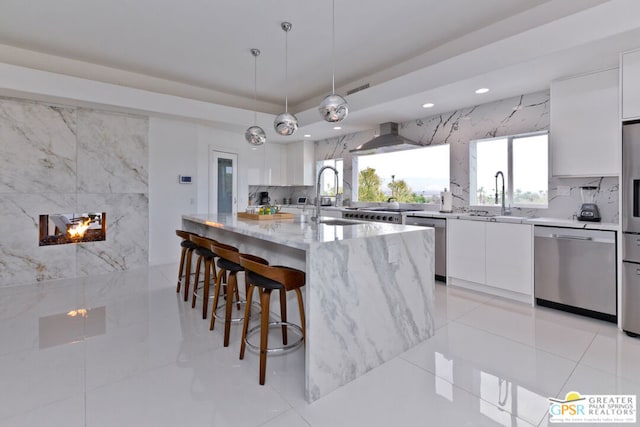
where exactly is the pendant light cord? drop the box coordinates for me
[285,28,289,113]
[253,52,258,125]
[331,0,336,95]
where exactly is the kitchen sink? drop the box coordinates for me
[319,219,363,226]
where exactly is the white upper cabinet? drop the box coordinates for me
[247,143,286,186]
[550,68,620,177]
[286,141,315,186]
[622,49,640,121]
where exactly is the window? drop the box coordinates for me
[317,158,343,196]
[470,132,548,208]
[355,145,450,203]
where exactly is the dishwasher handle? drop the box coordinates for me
[550,234,593,241]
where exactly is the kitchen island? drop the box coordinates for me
[182,213,435,402]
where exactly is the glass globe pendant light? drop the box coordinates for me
[245,48,266,145]
[274,22,298,136]
[319,0,348,123]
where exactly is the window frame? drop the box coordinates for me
[354,144,451,204]
[469,130,549,209]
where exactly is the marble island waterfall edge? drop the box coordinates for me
[182,214,435,402]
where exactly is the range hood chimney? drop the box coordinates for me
[350,122,421,155]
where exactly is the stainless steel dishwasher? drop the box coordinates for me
[404,215,446,282]
[534,226,616,322]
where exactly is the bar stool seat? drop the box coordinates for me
[238,254,306,385]
[176,230,199,302]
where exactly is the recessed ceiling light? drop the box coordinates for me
[422,103,435,108]
[304,134,311,138]
[333,126,342,130]
[475,88,490,94]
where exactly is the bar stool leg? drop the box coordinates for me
[201,257,212,319]
[209,269,226,331]
[279,289,288,345]
[259,288,273,385]
[177,247,187,293]
[295,288,306,342]
[239,284,256,360]
[183,248,194,302]
[191,254,203,308]
[223,272,238,347]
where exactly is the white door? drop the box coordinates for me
[209,150,238,215]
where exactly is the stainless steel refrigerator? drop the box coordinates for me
[621,120,640,337]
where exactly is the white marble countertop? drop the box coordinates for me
[274,207,621,231]
[183,213,426,250]
[403,210,619,231]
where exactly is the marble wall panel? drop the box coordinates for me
[0,98,77,193]
[76,193,149,276]
[0,96,150,287]
[0,193,77,287]
[314,91,620,222]
[77,110,148,194]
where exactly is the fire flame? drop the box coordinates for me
[67,218,91,239]
[67,308,88,317]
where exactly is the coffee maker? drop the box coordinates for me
[577,186,601,222]
[258,191,270,205]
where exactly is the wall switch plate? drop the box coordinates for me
[452,187,463,196]
[557,186,571,196]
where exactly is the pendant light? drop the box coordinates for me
[245,48,266,146]
[318,0,348,123]
[274,22,298,136]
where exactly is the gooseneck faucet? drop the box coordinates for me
[494,171,511,216]
[314,166,339,223]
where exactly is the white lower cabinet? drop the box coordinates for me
[485,222,533,295]
[448,219,533,302]
[448,219,486,284]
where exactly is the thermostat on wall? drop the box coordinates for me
[178,175,192,184]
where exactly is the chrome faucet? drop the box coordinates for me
[494,171,511,216]
[314,166,339,223]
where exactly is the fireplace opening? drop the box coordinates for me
[39,212,106,246]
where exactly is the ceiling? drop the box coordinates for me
[0,0,639,142]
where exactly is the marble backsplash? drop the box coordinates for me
[0,96,149,287]
[314,90,619,223]
[248,185,315,206]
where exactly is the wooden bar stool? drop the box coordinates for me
[209,242,261,347]
[238,254,306,385]
[189,235,220,319]
[176,230,199,302]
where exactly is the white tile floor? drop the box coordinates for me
[1,264,639,427]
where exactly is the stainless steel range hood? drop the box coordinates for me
[350,122,422,155]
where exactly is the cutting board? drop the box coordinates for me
[237,212,294,220]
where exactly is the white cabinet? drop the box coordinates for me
[286,141,315,186]
[550,68,620,177]
[485,222,533,295]
[448,219,533,301]
[247,144,286,186]
[622,49,640,120]
[265,144,286,186]
[448,219,485,284]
